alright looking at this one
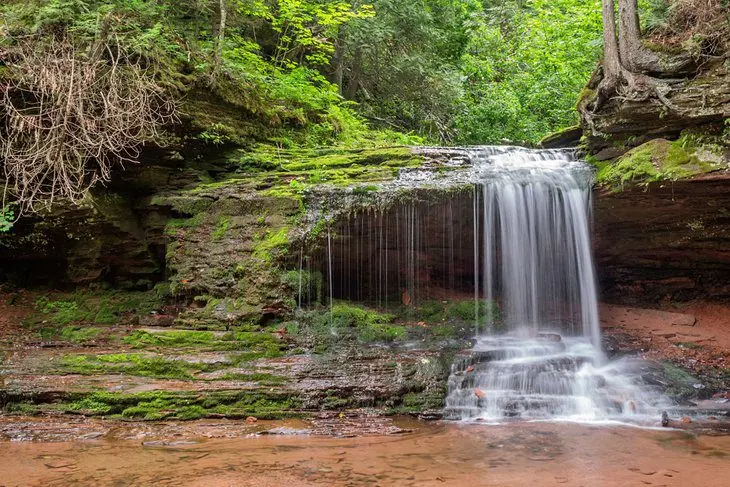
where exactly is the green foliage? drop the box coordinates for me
[639,0,670,32]
[454,0,603,144]
[1,0,606,152]
[0,205,15,233]
[198,123,235,145]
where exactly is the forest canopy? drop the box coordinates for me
[1,0,605,149]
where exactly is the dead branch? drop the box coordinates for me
[0,37,177,215]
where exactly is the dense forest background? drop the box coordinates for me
[1,0,607,148]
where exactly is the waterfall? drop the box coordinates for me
[469,148,600,346]
[309,146,670,422]
[444,147,669,422]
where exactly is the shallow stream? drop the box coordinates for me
[1,421,728,486]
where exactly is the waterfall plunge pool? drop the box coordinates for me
[1,419,728,486]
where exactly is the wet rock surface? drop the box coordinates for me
[600,303,730,417]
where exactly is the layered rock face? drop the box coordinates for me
[581,58,730,161]
[593,174,730,304]
[579,29,730,305]
[5,148,730,311]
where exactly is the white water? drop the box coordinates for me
[468,148,599,346]
[304,145,673,423]
[445,147,671,423]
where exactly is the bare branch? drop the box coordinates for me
[0,37,178,216]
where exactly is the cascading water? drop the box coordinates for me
[444,147,670,422]
[467,148,599,344]
[303,146,672,423]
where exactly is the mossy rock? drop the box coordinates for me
[595,137,724,191]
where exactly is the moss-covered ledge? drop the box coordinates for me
[592,135,728,192]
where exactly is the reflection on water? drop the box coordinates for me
[1,422,728,486]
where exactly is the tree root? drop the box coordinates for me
[581,66,679,136]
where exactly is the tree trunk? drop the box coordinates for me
[213,0,227,81]
[345,47,363,100]
[332,38,345,96]
[617,0,661,72]
[582,0,679,131]
[601,0,622,81]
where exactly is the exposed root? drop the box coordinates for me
[581,67,680,135]
[0,36,178,216]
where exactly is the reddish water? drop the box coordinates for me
[1,422,728,486]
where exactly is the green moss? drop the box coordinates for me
[388,388,446,415]
[281,270,324,305]
[124,330,218,348]
[661,362,704,400]
[31,290,159,327]
[251,145,424,200]
[59,326,102,344]
[211,216,231,241]
[596,138,722,191]
[165,214,205,236]
[297,304,406,347]
[59,353,204,380]
[253,228,290,263]
[447,300,501,325]
[414,300,447,323]
[123,330,286,356]
[216,372,288,385]
[676,342,704,350]
[576,87,597,110]
[3,402,41,415]
[58,390,301,420]
[34,298,86,325]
